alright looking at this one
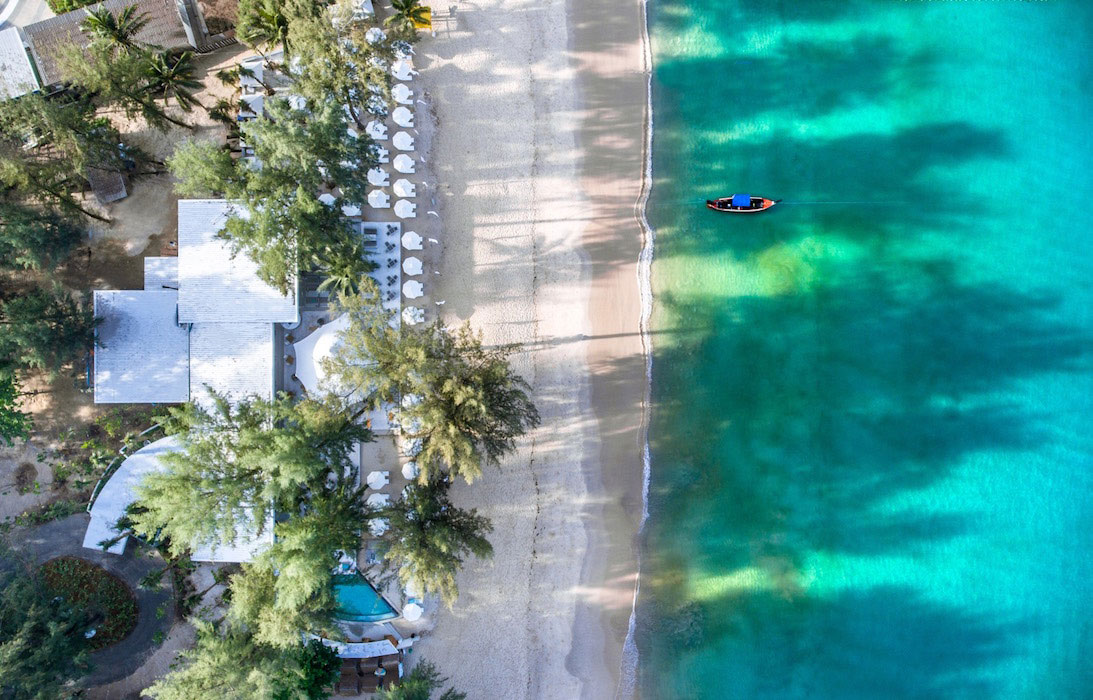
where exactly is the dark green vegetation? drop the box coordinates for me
[375,661,466,700]
[145,622,340,700]
[0,545,91,698]
[39,556,138,650]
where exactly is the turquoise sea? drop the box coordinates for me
[639,1,1093,698]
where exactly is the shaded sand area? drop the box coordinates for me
[415,0,648,697]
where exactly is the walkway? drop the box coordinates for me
[8,513,176,686]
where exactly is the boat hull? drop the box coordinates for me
[706,196,779,213]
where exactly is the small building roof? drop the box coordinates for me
[0,28,40,99]
[189,322,273,409]
[93,290,189,404]
[144,256,179,290]
[23,0,190,87]
[83,434,273,561]
[176,199,298,324]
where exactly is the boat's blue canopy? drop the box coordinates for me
[731,193,751,207]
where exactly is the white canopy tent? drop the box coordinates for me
[392,106,414,128]
[401,231,423,250]
[368,190,391,209]
[402,257,423,275]
[394,200,417,219]
[367,168,390,186]
[393,154,416,174]
[292,315,351,396]
[392,131,414,151]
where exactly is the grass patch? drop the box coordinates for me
[46,0,99,12]
[39,557,138,650]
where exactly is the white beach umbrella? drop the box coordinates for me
[366,493,391,508]
[369,518,389,536]
[402,257,423,276]
[292,315,352,396]
[392,106,414,128]
[392,60,414,81]
[391,83,413,105]
[366,120,387,140]
[401,393,422,409]
[393,154,416,174]
[365,27,386,44]
[402,280,423,299]
[287,94,308,111]
[401,461,420,480]
[394,200,416,219]
[401,230,423,250]
[401,307,420,325]
[393,178,416,198]
[318,193,336,206]
[402,602,423,622]
[375,147,390,164]
[341,203,362,217]
[366,470,389,489]
[367,190,391,209]
[392,131,414,151]
[347,126,358,139]
[367,168,390,186]
[402,437,423,456]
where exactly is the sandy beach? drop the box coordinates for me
[414,0,649,697]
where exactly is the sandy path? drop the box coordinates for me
[414,0,647,697]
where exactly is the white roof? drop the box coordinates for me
[93,291,189,404]
[190,323,273,410]
[83,435,273,562]
[176,200,298,324]
[0,28,39,99]
[144,257,179,291]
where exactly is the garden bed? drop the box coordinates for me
[39,556,139,650]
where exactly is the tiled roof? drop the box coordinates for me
[176,199,298,324]
[0,28,40,99]
[93,290,189,403]
[23,0,189,86]
[189,322,273,409]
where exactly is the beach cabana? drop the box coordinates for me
[392,131,414,151]
[319,193,336,206]
[401,461,419,479]
[392,59,414,81]
[393,179,416,198]
[392,106,414,128]
[402,280,423,298]
[375,147,390,163]
[368,190,391,209]
[368,168,390,186]
[401,306,424,326]
[393,154,416,174]
[365,27,386,44]
[366,493,390,508]
[394,200,416,219]
[366,470,390,489]
[391,84,413,105]
[342,203,362,217]
[402,257,422,275]
[366,120,388,140]
[401,231,423,250]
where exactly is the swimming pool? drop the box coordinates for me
[332,574,399,622]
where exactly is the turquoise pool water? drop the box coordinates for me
[639,1,1093,697]
[332,574,398,622]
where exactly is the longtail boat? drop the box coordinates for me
[706,194,780,213]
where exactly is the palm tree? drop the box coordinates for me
[81,6,150,53]
[144,51,203,112]
[237,0,290,56]
[385,0,430,33]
